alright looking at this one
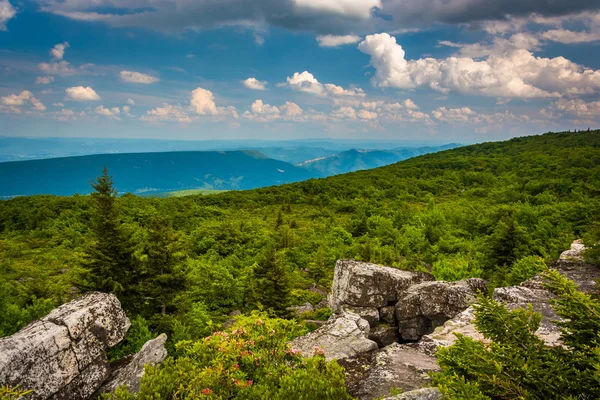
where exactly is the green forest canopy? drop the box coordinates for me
[1,130,599,342]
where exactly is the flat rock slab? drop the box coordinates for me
[339,343,440,400]
[290,312,378,361]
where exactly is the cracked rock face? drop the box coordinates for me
[290,312,378,361]
[339,343,440,400]
[329,260,435,313]
[395,278,487,341]
[96,334,168,396]
[0,292,130,400]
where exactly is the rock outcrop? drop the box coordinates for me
[0,292,131,400]
[559,239,585,261]
[95,334,168,396]
[290,312,378,361]
[339,343,440,400]
[329,260,434,313]
[395,279,487,341]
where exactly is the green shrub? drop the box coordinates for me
[504,255,547,286]
[107,315,154,362]
[431,254,482,282]
[433,270,600,399]
[102,311,352,399]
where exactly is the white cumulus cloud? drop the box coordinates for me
[65,86,100,101]
[95,105,121,119]
[190,87,237,118]
[358,32,600,98]
[120,70,159,84]
[50,42,70,60]
[243,77,267,90]
[0,0,16,31]
[284,71,365,98]
[141,103,191,123]
[316,34,361,47]
[36,76,54,84]
[0,90,46,112]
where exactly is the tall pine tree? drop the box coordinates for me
[135,216,187,317]
[246,245,291,315]
[85,167,131,295]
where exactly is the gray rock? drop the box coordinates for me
[379,306,396,325]
[96,334,168,396]
[0,292,130,400]
[493,285,562,346]
[329,260,434,312]
[559,239,585,261]
[416,306,483,356]
[395,279,487,341]
[287,302,315,317]
[289,312,378,361]
[383,388,443,400]
[339,343,440,400]
[369,325,401,348]
[343,306,380,327]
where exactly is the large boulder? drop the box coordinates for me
[96,334,168,396]
[395,279,487,341]
[290,312,378,361]
[339,343,440,400]
[0,292,130,400]
[329,260,434,312]
[559,239,585,261]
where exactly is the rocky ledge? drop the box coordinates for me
[0,292,167,400]
[291,240,599,400]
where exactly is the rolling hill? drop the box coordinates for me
[0,150,320,197]
[297,144,461,175]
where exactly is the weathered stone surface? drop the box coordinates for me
[343,306,380,327]
[369,325,401,348]
[290,312,378,361]
[559,239,585,261]
[96,334,168,396]
[287,302,315,317]
[493,285,562,346]
[395,279,487,341]
[416,307,484,356]
[383,388,443,400]
[379,306,396,325]
[329,260,434,312]
[0,292,130,400]
[339,343,440,400]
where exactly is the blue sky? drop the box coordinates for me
[1,0,599,143]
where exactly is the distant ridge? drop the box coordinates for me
[0,150,320,197]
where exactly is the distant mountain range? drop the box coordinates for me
[0,143,461,197]
[0,150,319,198]
[297,144,461,175]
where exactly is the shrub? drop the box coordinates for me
[504,255,547,286]
[102,311,352,399]
[433,270,600,399]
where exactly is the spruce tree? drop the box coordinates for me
[248,246,291,315]
[135,216,187,317]
[85,167,131,295]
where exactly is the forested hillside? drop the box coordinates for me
[298,144,460,175]
[0,150,319,197]
[1,130,599,352]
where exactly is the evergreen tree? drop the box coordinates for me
[85,167,131,295]
[275,210,284,228]
[135,216,187,317]
[247,246,291,315]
